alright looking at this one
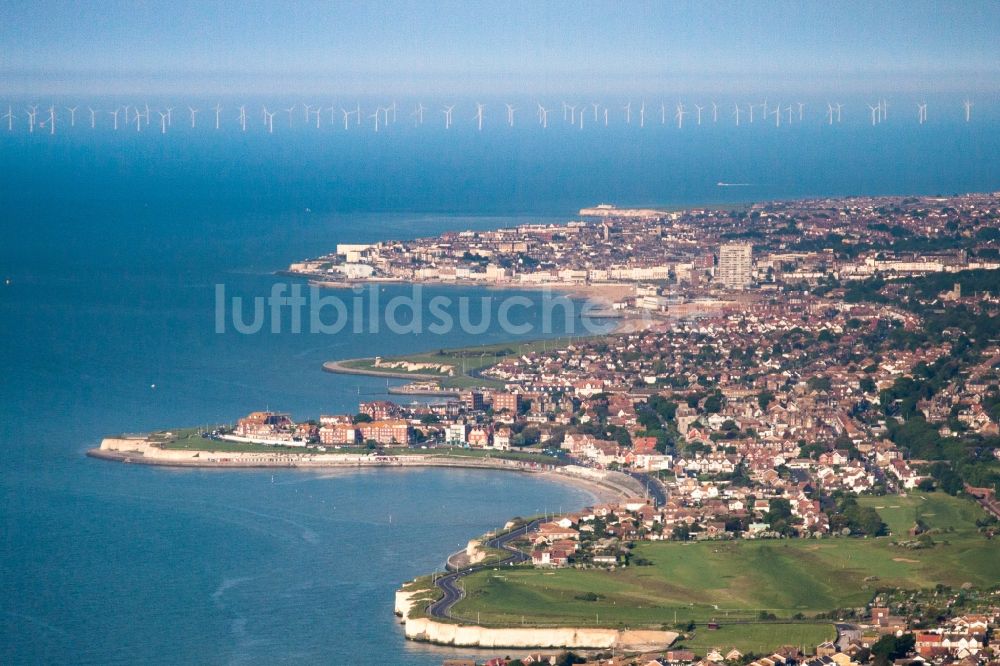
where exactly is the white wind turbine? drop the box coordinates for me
[578,107,584,129]
[66,106,77,127]
[313,106,322,129]
[26,105,38,133]
[917,102,927,125]
[389,100,398,124]
[214,104,222,130]
[108,107,120,131]
[694,104,704,125]
[674,102,687,129]
[412,103,426,125]
[157,110,168,134]
[355,103,361,126]
[134,107,143,132]
[771,104,781,127]
[796,102,805,122]
[747,103,754,124]
[87,107,97,128]
[3,105,13,131]
[660,102,667,125]
[46,105,56,134]
[442,105,454,129]
[302,104,313,123]
[835,103,843,123]
[711,101,718,123]
[537,104,550,128]
[603,107,608,126]
[638,101,645,127]
[327,105,337,125]
[474,102,485,131]
[622,101,632,125]
[505,103,516,127]
[340,107,352,130]
[591,102,600,121]
[784,105,793,125]
[369,107,382,132]
[165,107,173,127]
[963,99,973,122]
[826,103,835,125]
[284,105,296,127]
[733,103,742,127]
[262,106,275,133]
[188,106,198,128]
[238,105,247,132]
[881,99,888,121]
[868,103,879,126]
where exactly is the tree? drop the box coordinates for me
[757,390,775,410]
[353,413,373,424]
[870,633,915,665]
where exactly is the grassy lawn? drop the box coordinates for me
[449,493,997,650]
[675,622,835,653]
[335,335,602,389]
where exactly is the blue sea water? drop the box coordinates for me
[1,99,998,664]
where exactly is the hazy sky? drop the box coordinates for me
[2,0,998,95]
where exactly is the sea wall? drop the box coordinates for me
[402,617,676,651]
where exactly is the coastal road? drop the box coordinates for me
[628,471,667,507]
[428,518,542,620]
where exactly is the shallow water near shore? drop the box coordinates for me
[2,108,999,663]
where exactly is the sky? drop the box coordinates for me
[1,0,998,96]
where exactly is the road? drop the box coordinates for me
[628,471,668,506]
[428,518,542,620]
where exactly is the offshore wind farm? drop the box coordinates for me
[0,96,989,136]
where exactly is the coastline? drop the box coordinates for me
[88,439,645,503]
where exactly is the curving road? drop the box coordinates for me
[628,471,667,506]
[428,518,542,619]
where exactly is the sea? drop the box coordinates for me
[1,95,998,664]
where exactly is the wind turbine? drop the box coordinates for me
[591,102,600,121]
[835,103,843,123]
[262,106,275,133]
[660,102,667,125]
[108,107,120,131]
[711,101,719,123]
[474,102,485,131]
[134,107,143,132]
[188,106,198,128]
[2,105,13,131]
[772,104,782,127]
[537,104,551,128]
[963,99,973,122]
[622,101,632,125]
[638,101,645,127]
[238,105,247,132]
[442,105,454,129]
[917,102,927,125]
[144,103,151,126]
[285,105,296,127]
[157,110,168,134]
[674,102,687,129]
[214,104,222,130]
[165,107,173,127]
[313,106,322,129]
[412,102,426,125]
[796,102,805,122]
[785,105,793,125]
[87,107,97,128]
[340,107,352,130]
[505,103,516,127]
[868,103,879,126]
[26,105,38,133]
[389,100,398,124]
[369,107,382,132]
[748,103,754,124]
[66,106,77,127]
[694,104,704,125]
[733,103,742,127]
[603,107,608,126]
[302,104,313,123]
[46,105,56,134]
[578,107,584,129]
[327,105,337,125]
[355,103,361,125]
[881,99,888,121]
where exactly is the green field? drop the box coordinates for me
[449,493,998,650]
[337,335,601,389]
[675,623,835,653]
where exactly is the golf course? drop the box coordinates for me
[445,493,998,651]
